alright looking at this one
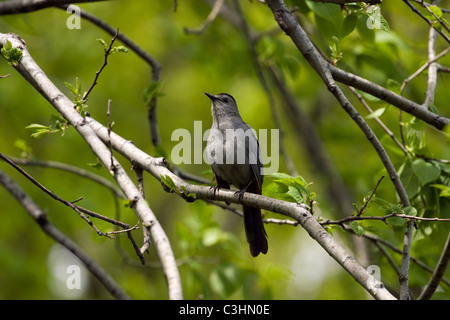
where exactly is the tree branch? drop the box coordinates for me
[309,0,382,4]
[0,153,110,237]
[0,168,130,300]
[330,65,449,129]
[0,32,183,300]
[264,0,416,299]
[0,0,111,14]
[86,115,396,300]
[418,231,450,299]
[184,0,224,35]
[264,0,411,206]
[321,212,450,226]
[54,4,163,149]
[404,0,450,44]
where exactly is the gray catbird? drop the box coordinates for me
[205,92,268,257]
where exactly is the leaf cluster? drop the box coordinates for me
[25,115,69,139]
[263,172,315,206]
[1,40,23,66]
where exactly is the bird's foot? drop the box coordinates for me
[235,189,246,202]
[211,185,221,196]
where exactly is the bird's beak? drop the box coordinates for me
[205,92,216,100]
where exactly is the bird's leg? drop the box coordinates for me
[211,184,221,196]
[211,174,230,196]
[236,180,253,202]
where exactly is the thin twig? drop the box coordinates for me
[83,30,119,102]
[184,0,225,34]
[400,47,450,94]
[321,211,450,226]
[5,156,124,197]
[343,224,450,288]
[1,32,182,300]
[349,87,408,155]
[87,115,397,300]
[0,0,111,14]
[0,168,130,300]
[357,176,385,216]
[204,199,299,226]
[418,231,450,299]
[131,161,151,257]
[0,153,109,237]
[106,98,115,171]
[403,0,450,44]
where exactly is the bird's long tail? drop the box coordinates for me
[243,205,268,257]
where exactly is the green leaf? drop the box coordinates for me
[49,115,68,132]
[342,13,358,37]
[161,174,177,192]
[366,107,386,119]
[96,38,108,49]
[356,15,375,42]
[180,185,196,200]
[87,159,103,170]
[404,206,418,216]
[431,184,450,198]
[113,46,130,54]
[1,40,23,66]
[30,130,51,139]
[26,124,51,139]
[263,182,295,202]
[26,123,50,130]
[398,159,421,198]
[265,173,314,203]
[411,159,441,185]
[14,139,32,156]
[388,215,406,227]
[286,185,304,203]
[210,262,242,298]
[410,117,427,131]
[142,81,165,106]
[329,36,342,63]
[386,78,400,94]
[429,5,443,19]
[372,197,402,215]
[306,1,341,22]
[378,14,391,32]
[350,221,365,236]
[202,228,222,247]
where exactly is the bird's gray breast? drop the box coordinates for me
[206,122,261,188]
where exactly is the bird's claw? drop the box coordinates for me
[211,185,220,196]
[235,189,246,202]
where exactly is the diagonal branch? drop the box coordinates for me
[404,0,450,44]
[264,0,411,207]
[418,231,450,299]
[330,65,449,129]
[0,0,111,14]
[264,0,414,300]
[0,32,183,300]
[184,0,224,34]
[0,168,130,300]
[309,0,382,3]
[54,4,163,149]
[0,153,109,237]
[86,115,396,300]
[82,30,119,102]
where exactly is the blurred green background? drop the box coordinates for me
[0,0,449,299]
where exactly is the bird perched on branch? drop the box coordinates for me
[205,92,268,257]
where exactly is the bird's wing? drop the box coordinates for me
[247,128,263,193]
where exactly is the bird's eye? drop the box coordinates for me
[223,97,229,103]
